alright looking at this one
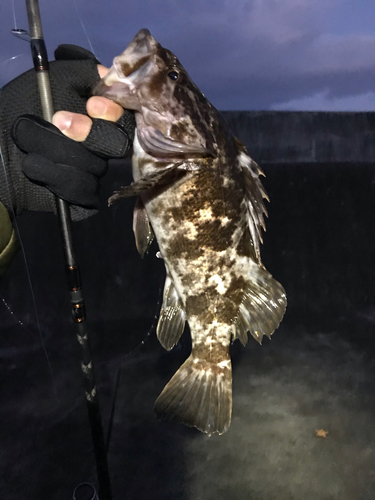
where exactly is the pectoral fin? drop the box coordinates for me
[108,163,184,205]
[133,197,154,257]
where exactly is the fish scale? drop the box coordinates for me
[94,28,287,435]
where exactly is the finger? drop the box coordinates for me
[97,64,108,78]
[86,96,124,122]
[52,111,93,141]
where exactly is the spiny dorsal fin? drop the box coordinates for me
[235,137,269,265]
[233,262,287,346]
[156,270,186,350]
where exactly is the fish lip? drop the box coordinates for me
[93,28,156,105]
[92,80,126,102]
[93,59,152,110]
[109,28,156,79]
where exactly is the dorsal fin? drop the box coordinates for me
[235,137,269,265]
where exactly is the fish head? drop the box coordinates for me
[95,29,159,112]
[94,29,219,159]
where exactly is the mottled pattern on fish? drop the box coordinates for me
[95,29,287,435]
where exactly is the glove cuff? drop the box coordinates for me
[54,44,100,64]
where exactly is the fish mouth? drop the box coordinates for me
[93,28,157,109]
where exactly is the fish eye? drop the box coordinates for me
[168,70,179,81]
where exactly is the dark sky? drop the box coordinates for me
[1,0,375,111]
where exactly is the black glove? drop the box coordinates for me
[12,114,111,210]
[0,44,135,220]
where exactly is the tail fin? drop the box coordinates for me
[154,351,232,435]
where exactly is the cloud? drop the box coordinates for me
[246,0,327,44]
[1,0,374,110]
[271,89,375,111]
[304,33,375,74]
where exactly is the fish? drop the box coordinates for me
[94,29,287,435]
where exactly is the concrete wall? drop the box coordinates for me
[221,111,375,164]
[1,111,374,328]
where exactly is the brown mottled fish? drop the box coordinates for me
[94,29,286,435]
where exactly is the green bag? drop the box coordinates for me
[0,202,19,276]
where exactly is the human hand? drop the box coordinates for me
[1,46,135,220]
[52,65,124,141]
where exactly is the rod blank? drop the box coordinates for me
[25,1,112,498]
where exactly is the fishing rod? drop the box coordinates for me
[21,1,112,498]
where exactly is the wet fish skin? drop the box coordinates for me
[94,29,286,435]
